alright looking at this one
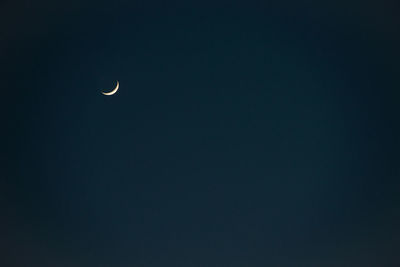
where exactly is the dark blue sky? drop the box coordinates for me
[2,1,400,266]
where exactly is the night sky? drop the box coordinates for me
[2,1,400,266]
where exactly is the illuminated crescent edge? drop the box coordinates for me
[102,81,119,95]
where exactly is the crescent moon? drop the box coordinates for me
[102,81,119,96]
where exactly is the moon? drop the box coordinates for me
[102,81,119,96]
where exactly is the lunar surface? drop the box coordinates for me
[102,81,119,95]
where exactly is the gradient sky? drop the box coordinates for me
[2,1,400,266]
